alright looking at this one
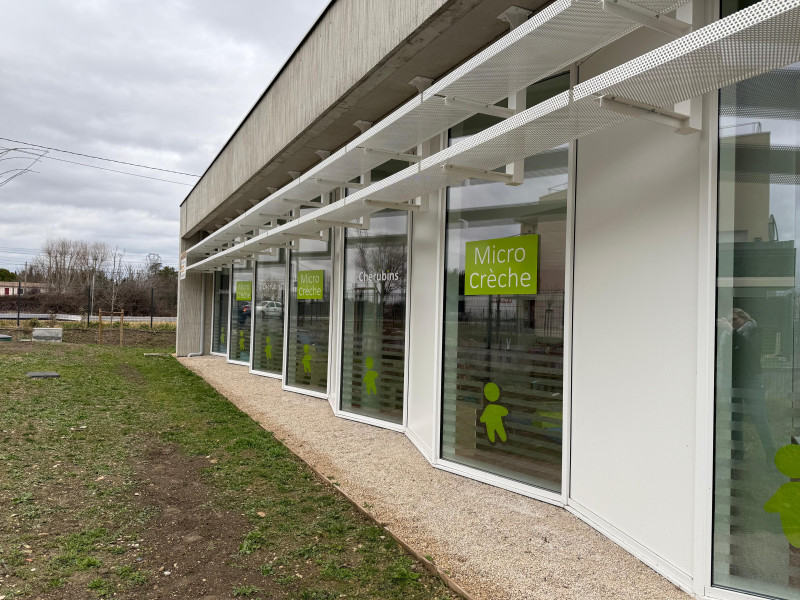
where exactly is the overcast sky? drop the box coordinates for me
[0,0,330,273]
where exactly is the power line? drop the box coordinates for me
[1,148,192,185]
[0,137,201,177]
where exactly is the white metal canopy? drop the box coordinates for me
[188,0,800,272]
[185,0,689,263]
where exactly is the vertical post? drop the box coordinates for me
[87,285,91,326]
[119,310,124,347]
[16,280,21,326]
[150,287,154,330]
[89,273,95,323]
[99,310,103,345]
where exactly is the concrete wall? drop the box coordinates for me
[176,235,213,356]
[181,0,449,237]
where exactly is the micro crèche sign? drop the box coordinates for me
[297,270,324,300]
[465,235,538,296]
[235,281,252,301]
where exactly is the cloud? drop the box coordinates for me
[0,0,330,271]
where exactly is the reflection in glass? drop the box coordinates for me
[440,149,568,491]
[341,210,407,424]
[252,250,286,376]
[440,73,569,491]
[229,262,252,363]
[286,230,332,393]
[713,60,800,599]
[211,267,230,354]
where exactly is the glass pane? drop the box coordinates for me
[212,267,230,354]
[340,210,407,424]
[713,61,800,597]
[252,250,286,375]
[440,146,568,491]
[286,228,332,393]
[229,262,253,363]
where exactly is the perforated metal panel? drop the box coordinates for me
[426,0,688,106]
[285,0,800,219]
[186,0,693,262]
[575,0,800,106]
[188,0,800,265]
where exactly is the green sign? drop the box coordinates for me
[465,235,538,296]
[297,270,324,300]
[235,281,252,301]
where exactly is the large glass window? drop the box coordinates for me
[229,262,253,363]
[713,54,800,597]
[285,227,332,393]
[340,210,408,424]
[211,267,230,354]
[440,74,569,492]
[440,148,568,491]
[252,249,286,376]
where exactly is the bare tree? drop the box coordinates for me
[352,229,407,303]
[107,246,126,315]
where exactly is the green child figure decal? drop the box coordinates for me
[363,356,378,396]
[239,331,245,351]
[264,336,272,360]
[302,344,312,374]
[479,382,508,443]
[220,328,225,346]
[765,444,800,547]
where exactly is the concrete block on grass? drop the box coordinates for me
[32,328,62,342]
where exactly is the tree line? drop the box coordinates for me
[0,238,177,316]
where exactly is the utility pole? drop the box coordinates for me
[150,287,154,330]
[16,280,21,326]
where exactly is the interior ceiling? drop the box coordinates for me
[193,0,552,238]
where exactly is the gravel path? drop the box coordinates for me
[178,355,691,600]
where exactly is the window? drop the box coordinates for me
[285,223,332,393]
[211,268,230,354]
[229,262,252,363]
[713,4,800,594]
[252,250,286,376]
[340,210,408,424]
[440,73,570,491]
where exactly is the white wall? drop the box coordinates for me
[571,110,700,581]
[569,26,702,583]
[405,188,445,459]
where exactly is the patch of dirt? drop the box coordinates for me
[42,445,267,600]
[117,362,146,385]
[130,446,265,600]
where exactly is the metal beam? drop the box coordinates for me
[597,96,698,134]
[360,147,422,163]
[280,231,329,242]
[442,164,517,185]
[313,177,363,189]
[602,0,691,37]
[315,217,369,230]
[443,96,515,119]
[363,199,420,213]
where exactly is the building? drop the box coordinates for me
[176,1,800,598]
[0,281,48,296]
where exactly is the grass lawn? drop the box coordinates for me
[0,342,458,600]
